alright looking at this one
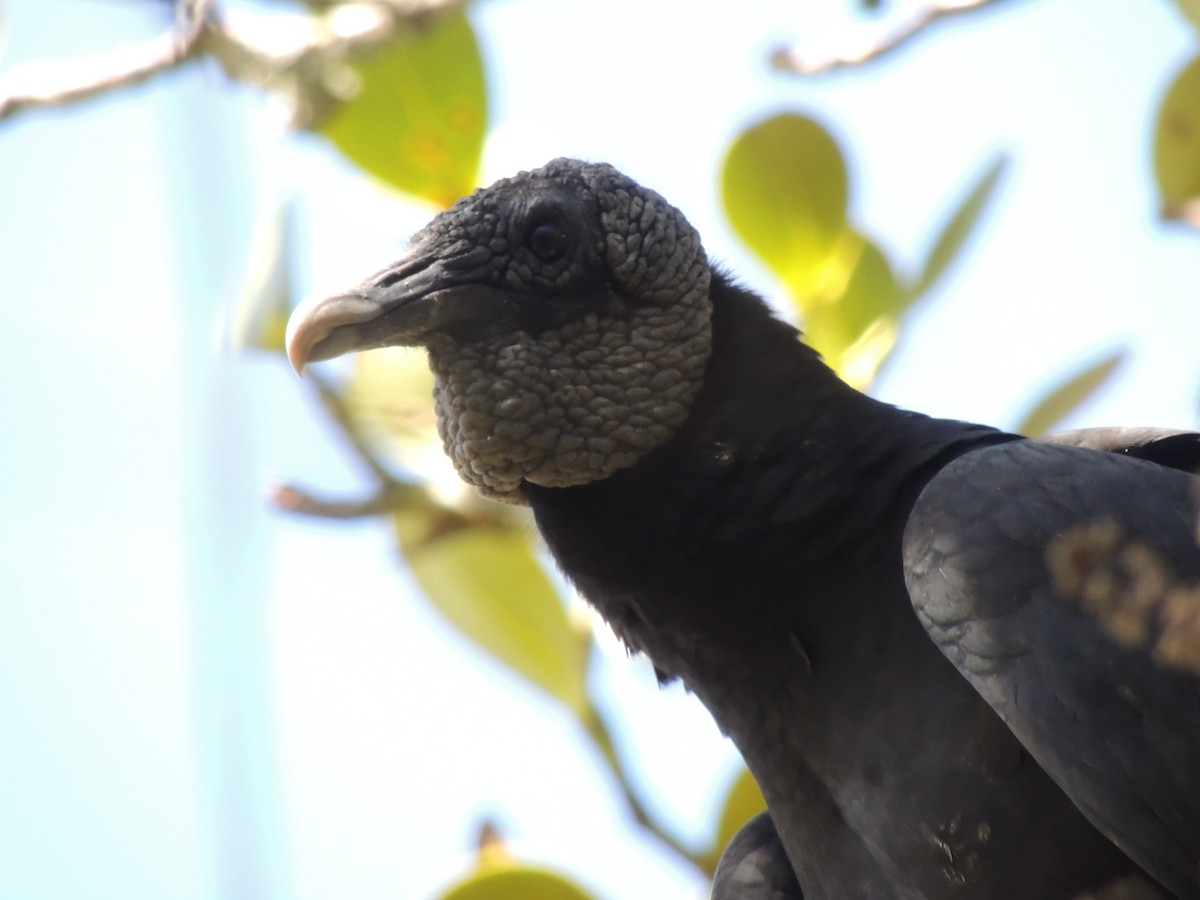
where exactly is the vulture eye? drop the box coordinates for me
[526,220,569,262]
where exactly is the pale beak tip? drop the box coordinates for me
[283,289,390,375]
[284,312,310,377]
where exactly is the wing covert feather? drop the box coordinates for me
[903,439,1200,898]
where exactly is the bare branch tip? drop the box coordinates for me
[770,0,1012,77]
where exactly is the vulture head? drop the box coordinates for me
[286,159,714,501]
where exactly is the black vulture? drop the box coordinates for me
[285,159,1200,899]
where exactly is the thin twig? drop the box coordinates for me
[278,368,517,538]
[273,369,431,522]
[770,0,1016,76]
[269,480,417,519]
[1163,198,1200,230]
[0,0,214,123]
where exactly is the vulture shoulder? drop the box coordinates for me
[903,428,1200,899]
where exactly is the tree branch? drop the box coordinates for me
[272,367,520,541]
[0,0,214,123]
[268,480,418,519]
[268,368,432,522]
[0,0,468,127]
[770,0,1017,76]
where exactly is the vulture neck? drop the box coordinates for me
[668,270,1014,552]
[523,271,1035,898]
[522,270,1015,679]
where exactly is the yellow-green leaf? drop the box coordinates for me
[345,346,438,451]
[722,112,850,303]
[228,203,296,356]
[1169,0,1200,33]
[1154,55,1200,222]
[802,231,902,389]
[832,317,900,394]
[320,11,486,207]
[702,766,767,875]
[908,154,1008,304]
[438,861,597,900]
[1014,348,1127,437]
[396,520,588,713]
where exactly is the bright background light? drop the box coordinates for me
[0,2,1196,899]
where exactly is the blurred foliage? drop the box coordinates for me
[436,824,599,900]
[440,865,597,900]
[722,113,1007,388]
[1171,0,1200,32]
[722,113,850,302]
[1015,349,1127,437]
[1154,53,1200,223]
[907,155,1007,304]
[319,10,485,206]
[229,202,296,355]
[394,521,591,714]
[54,0,1190,896]
[345,346,441,453]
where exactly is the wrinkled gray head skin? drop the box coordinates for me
[287,158,713,502]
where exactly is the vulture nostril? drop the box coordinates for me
[374,270,405,289]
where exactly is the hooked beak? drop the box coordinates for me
[285,247,508,375]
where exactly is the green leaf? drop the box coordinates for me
[1154,55,1200,222]
[227,202,296,356]
[1169,0,1200,33]
[802,231,903,390]
[320,11,486,207]
[1013,348,1127,437]
[702,767,767,875]
[722,112,850,302]
[438,861,597,900]
[907,154,1008,304]
[435,821,598,900]
[345,346,439,454]
[395,519,589,713]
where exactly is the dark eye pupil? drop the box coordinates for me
[528,221,568,261]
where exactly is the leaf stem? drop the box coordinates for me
[581,698,709,874]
